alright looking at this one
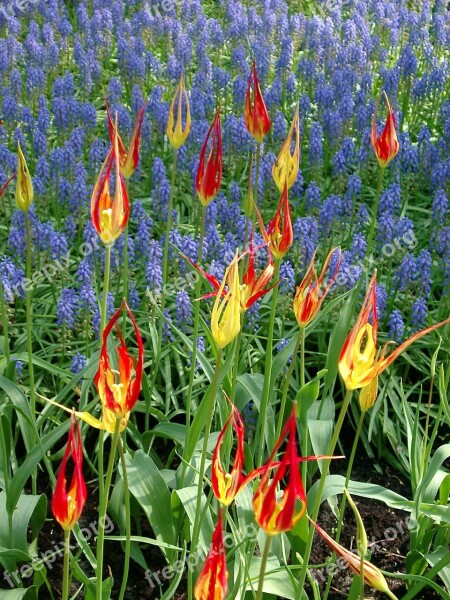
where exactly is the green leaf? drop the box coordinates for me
[125,451,176,561]
[0,375,34,453]
[0,588,37,600]
[0,493,46,571]
[175,486,213,554]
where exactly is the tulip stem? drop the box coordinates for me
[188,348,223,600]
[96,418,121,600]
[295,389,353,598]
[118,436,131,600]
[255,535,272,600]
[322,410,365,600]
[121,178,130,332]
[257,258,281,467]
[276,331,302,440]
[364,167,385,263]
[182,205,206,482]
[252,142,262,231]
[100,244,112,337]
[62,530,70,600]
[148,149,178,425]
[0,278,10,365]
[25,211,37,495]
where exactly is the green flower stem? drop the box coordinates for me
[122,178,130,331]
[188,348,223,600]
[257,258,281,467]
[255,535,272,600]
[230,325,243,403]
[96,418,121,600]
[364,167,385,264]
[62,529,70,600]
[0,278,10,365]
[25,211,37,495]
[0,416,13,547]
[147,149,178,422]
[251,142,262,232]
[323,409,365,600]
[182,205,206,475]
[276,331,302,440]
[295,389,353,598]
[118,436,131,600]
[100,244,112,336]
[299,327,308,484]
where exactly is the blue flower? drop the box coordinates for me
[388,310,405,343]
[70,353,87,375]
[57,288,79,330]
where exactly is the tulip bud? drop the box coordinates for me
[371,92,400,168]
[194,512,228,600]
[244,60,271,142]
[167,74,191,149]
[196,107,222,206]
[272,105,300,192]
[52,416,87,531]
[16,143,34,212]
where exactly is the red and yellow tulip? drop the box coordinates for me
[194,511,228,600]
[94,300,144,420]
[293,247,341,328]
[167,74,191,149]
[106,99,146,179]
[244,60,271,142]
[339,272,450,392]
[272,105,300,192]
[196,106,223,206]
[255,182,293,261]
[91,115,129,245]
[252,407,309,535]
[52,416,87,531]
[371,92,400,168]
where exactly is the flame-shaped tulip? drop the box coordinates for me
[253,406,331,535]
[52,416,87,531]
[211,254,241,348]
[16,143,34,212]
[241,232,276,310]
[183,234,274,312]
[309,518,398,599]
[371,92,400,168]
[272,105,300,192]
[339,272,450,391]
[293,247,341,328]
[106,100,146,179]
[212,400,265,506]
[196,107,222,206]
[255,182,293,261]
[167,74,191,149]
[194,511,228,600]
[95,300,144,419]
[244,60,271,142]
[91,115,129,245]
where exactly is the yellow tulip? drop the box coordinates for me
[211,253,241,349]
[16,142,34,212]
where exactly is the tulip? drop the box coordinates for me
[95,300,144,419]
[371,92,400,168]
[241,232,276,310]
[339,272,450,391]
[272,105,300,192]
[309,518,398,599]
[106,100,146,179]
[196,107,222,206]
[91,115,129,245]
[52,416,87,531]
[253,406,332,535]
[194,511,228,600]
[210,253,241,348]
[244,60,271,142]
[255,182,293,261]
[15,143,34,212]
[167,74,191,149]
[293,247,341,328]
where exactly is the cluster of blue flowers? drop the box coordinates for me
[0,0,448,364]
